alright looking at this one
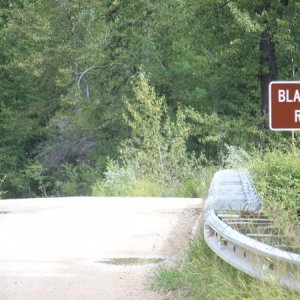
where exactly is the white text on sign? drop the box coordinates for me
[278,89,300,102]
[295,110,300,122]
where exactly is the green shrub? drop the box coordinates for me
[93,72,210,198]
[250,150,300,221]
[92,160,213,198]
[52,163,100,196]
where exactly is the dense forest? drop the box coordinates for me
[1,0,299,198]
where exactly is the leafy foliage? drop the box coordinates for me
[0,1,300,197]
[250,151,300,222]
[93,72,209,197]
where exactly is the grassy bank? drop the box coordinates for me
[152,235,300,300]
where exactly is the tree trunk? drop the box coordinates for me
[259,27,277,126]
[259,0,289,126]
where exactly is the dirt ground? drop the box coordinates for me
[0,197,203,300]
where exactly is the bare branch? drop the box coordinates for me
[77,65,96,90]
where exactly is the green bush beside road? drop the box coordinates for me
[250,151,300,224]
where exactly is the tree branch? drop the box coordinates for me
[77,65,96,90]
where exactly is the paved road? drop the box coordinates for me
[0,197,202,300]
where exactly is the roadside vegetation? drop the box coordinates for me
[1,1,300,199]
[91,72,215,198]
[152,237,300,300]
[250,151,300,225]
[152,148,300,299]
[224,146,300,228]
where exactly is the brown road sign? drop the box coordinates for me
[269,81,300,131]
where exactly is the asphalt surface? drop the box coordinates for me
[0,197,203,300]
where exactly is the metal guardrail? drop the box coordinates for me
[204,169,300,291]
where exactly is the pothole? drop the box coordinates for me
[95,257,164,265]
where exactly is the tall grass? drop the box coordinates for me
[153,236,300,299]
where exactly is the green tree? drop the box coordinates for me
[93,72,205,197]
